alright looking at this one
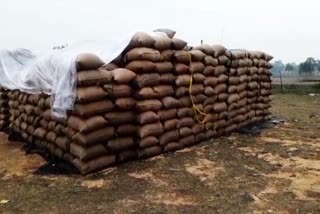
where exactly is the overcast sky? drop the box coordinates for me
[1,0,319,63]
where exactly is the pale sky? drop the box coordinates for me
[1,0,319,63]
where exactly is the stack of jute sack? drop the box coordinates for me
[2,31,274,174]
[193,44,229,138]
[0,87,9,130]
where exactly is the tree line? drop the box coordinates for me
[272,57,320,76]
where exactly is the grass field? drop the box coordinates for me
[0,94,319,213]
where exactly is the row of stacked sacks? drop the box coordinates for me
[0,87,9,130]
[3,31,273,174]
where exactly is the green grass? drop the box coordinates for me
[272,84,320,94]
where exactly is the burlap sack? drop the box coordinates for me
[155,62,173,73]
[164,142,182,152]
[178,117,195,128]
[162,97,179,109]
[205,113,219,123]
[48,121,57,131]
[177,107,194,118]
[34,127,47,139]
[192,123,205,135]
[214,66,227,76]
[227,94,240,104]
[103,84,133,98]
[26,125,35,135]
[190,62,205,73]
[237,83,246,93]
[115,97,136,110]
[189,50,206,61]
[179,127,193,138]
[159,130,179,145]
[174,63,189,74]
[219,111,229,119]
[125,47,161,62]
[77,69,113,86]
[174,50,189,64]
[125,61,156,73]
[204,77,218,87]
[228,85,238,94]
[212,45,227,57]
[204,86,216,96]
[179,135,195,147]
[112,68,137,84]
[76,86,108,103]
[76,53,104,71]
[136,99,162,112]
[138,146,162,159]
[153,85,174,98]
[214,84,227,94]
[217,74,228,83]
[70,143,108,161]
[176,75,191,87]
[159,73,176,84]
[213,102,227,113]
[68,115,108,133]
[139,136,159,148]
[118,150,138,163]
[203,66,215,75]
[73,155,116,174]
[99,63,119,71]
[214,119,227,130]
[157,108,177,121]
[238,68,248,76]
[55,137,70,151]
[137,111,160,125]
[72,126,115,146]
[160,50,174,61]
[228,103,239,112]
[127,32,155,50]
[178,96,192,107]
[175,86,189,98]
[116,124,137,136]
[138,122,163,138]
[191,84,204,95]
[107,137,135,151]
[153,36,172,51]
[239,91,247,99]
[105,111,135,125]
[74,100,114,118]
[163,119,178,131]
[172,38,187,50]
[194,94,207,104]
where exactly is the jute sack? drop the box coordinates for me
[138,122,163,138]
[163,119,178,131]
[74,100,114,118]
[115,97,136,110]
[126,32,155,50]
[177,107,194,118]
[159,130,179,145]
[212,45,227,57]
[70,143,108,161]
[107,137,135,151]
[179,127,193,138]
[178,117,195,128]
[179,135,195,147]
[153,36,172,51]
[159,73,176,84]
[190,62,205,73]
[204,77,218,87]
[104,111,135,125]
[193,73,206,83]
[153,85,174,97]
[174,50,189,64]
[76,86,108,103]
[116,124,137,136]
[136,99,162,112]
[73,155,116,174]
[67,116,108,133]
[194,44,215,56]
[213,102,227,113]
[153,28,176,38]
[112,68,136,84]
[137,111,160,124]
[103,84,133,98]
[139,146,162,159]
[172,38,187,50]
[164,142,182,152]
[217,74,228,83]
[189,50,206,61]
[157,108,177,121]
[204,56,219,66]
[174,63,189,74]
[155,62,174,73]
[139,136,159,148]
[125,61,156,73]
[160,50,174,61]
[161,97,179,109]
[77,69,112,86]
[55,137,71,151]
[133,73,160,88]
[176,75,191,87]
[76,54,104,71]
[118,150,138,163]
[72,126,115,146]
[125,47,161,62]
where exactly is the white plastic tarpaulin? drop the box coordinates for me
[0,32,139,118]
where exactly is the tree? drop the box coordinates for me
[299,57,317,76]
[285,63,294,72]
[271,60,285,76]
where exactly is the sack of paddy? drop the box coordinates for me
[76,53,105,71]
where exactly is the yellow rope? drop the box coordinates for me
[188,52,207,124]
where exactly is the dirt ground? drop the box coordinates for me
[0,94,319,214]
